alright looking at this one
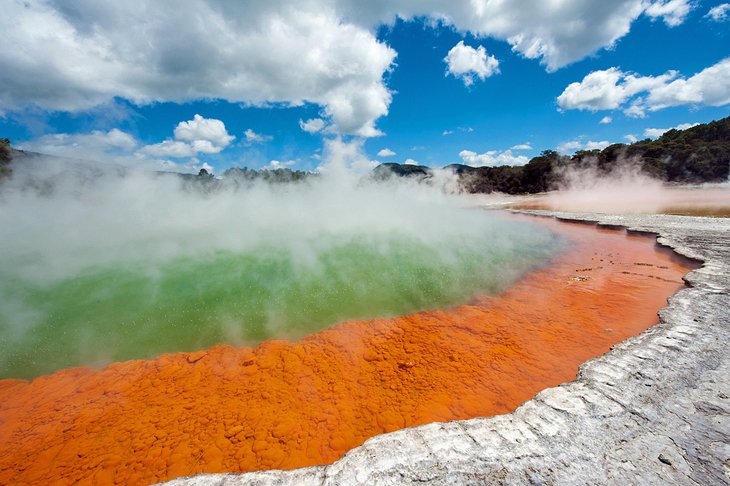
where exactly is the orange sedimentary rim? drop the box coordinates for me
[0,216,697,486]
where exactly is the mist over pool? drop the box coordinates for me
[0,158,563,379]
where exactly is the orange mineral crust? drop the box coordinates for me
[0,217,696,485]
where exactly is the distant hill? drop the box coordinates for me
[372,162,431,180]
[222,166,311,184]
[376,115,730,194]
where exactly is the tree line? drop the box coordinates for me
[378,115,730,194]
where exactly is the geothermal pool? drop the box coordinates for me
[0,214,695,485]
[0,166,698,485]
[0,173,561,379]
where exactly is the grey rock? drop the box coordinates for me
[161,212,730,486]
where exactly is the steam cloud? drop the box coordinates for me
[536,160,730,214]
[0,153,562,378]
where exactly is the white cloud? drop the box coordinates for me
[141,114,234,157]
[458,149,529,167]
[16,128,198,172]
[0,0,696,135]
[557,67,676,111]
[0,1,396,138]
[623,103,648,118]
[511,143,533,150]
[443,127,473,136]
[444,41,500,86]
[346,1,690,70]
[403,158,419,166]
[243,128,272,144]
[585,140,611,150]
[643,128,670,138]
[706,3,730,21]
[140,140,196,158]
[18,129,138,159]
[557,139,610,154]
[266,159,297,170]
[644,58,730,110]
[558,58,730,115]
[644,0,693,26]
[299,118,326,134]
[176,115,235,148]
[643,122,699,138]
[600,116,613,124]
[624,134,639,143]
[377,148,395,157]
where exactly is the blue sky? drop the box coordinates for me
[0,0,728,173]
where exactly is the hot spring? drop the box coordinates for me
[0,160,562,379]
[0,159,696,485]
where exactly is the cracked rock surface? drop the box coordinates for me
[162,212,730,485]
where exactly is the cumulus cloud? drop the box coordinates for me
[243,128,272,144]
[459,149,528,167]
[706,3,730,21]
[643,122,699,138]
[643,58,730,111]
[557,58,730,116]
[557,67,677,112]
[511,143,532,150]
[644,0,693,26]
[444,41,500,86]
[266,159,297,170]
[383,0,687,71]
[403,158,419,166]
[0,0,692,135]
[557,139,611,154]
[299,118,326,134]
[139,140,197,158]
[625,134,639,143]
[0,1,396,137]
[600,116,613,124]
[442,130,454,136]
[377,148,396,157]
[176,115,235,147]
[141,114,234,157]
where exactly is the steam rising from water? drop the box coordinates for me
[546,161,730,214]
[0,156,562,379]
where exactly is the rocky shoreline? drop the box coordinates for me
[163,211,730,486]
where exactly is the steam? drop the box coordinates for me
[546,161,666,213]
[531,159,730,215]
[0,152,563,378]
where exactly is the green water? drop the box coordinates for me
[0,229,562,380]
